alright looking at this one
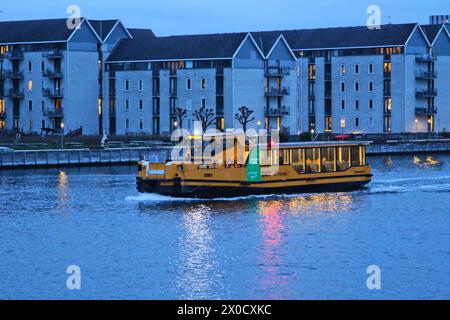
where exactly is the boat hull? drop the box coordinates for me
[136,176,371,199]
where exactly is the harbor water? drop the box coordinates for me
[0,154,449,299]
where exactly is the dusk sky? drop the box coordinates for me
[0,0,449,36]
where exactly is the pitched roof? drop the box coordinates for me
[88,19,119,41]
[128,28,156,38]
[0,18,80,44]
[422,24,446,44]
[250,23,418,51]
[107,32,247,62]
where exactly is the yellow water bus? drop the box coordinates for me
[137,137,372,198]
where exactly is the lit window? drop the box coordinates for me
[340,117,346,128]
[308,64,316,80]
[186,78,192,90]
[340,64,346,75]
[201,78,206,90]
[28,80,33,92]
[98,98,102,115]
[0,99,5,113]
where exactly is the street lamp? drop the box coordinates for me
[415,118,418,140]
[60,122,65,149]
[311,128,315,142]
[256,120,262,145]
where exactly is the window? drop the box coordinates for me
[355,117,360,128]
[369,117,374,128]
[341,100,345,110]
[41,80,46,90]
[41,61,45,72]
[138,80,143,91]
[28,100,33,111]
[28,120,33,131]
[321,147,336,172]
[369,99,374,110]
[138,99,144,111]
[355,100,360,110]
[28,80,33,92]
[340,64,346,75]
[337,147,350,171]
[354,64,360,74]
[369,81,374,92]
[28,61,32,72]
[186,61,193,69]
[41,101,45,112]
[125,119,130,130]
[125,80,130,91]
[340,82,345,92]
[201,78,206,90]
[308,64,316,80]
[0,99,5,113]
[354,81,360,92]
[305,148,320,173]
[291,149,305,174]
[186,78,192,90]
[340,117,346,129]
[368,64,374,74]
[139,119,144,131]
[351,146,364,167]
[125,99,130,111]
[201,98,206,108]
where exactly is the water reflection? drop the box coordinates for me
[175,205,220,299]
[257,201,289,299]
[287,193,353,215]
[56,171,69,212]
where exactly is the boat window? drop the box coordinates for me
[305,148,320,173]
[351,146,363,167]
[260,148,271,166]
[321,147,336,172]
[291,148,305,173]
[279,149,290,165]
[337,146,351,171]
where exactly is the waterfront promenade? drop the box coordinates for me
[1,139,450,169]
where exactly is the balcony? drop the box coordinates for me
[265,87,290,97]
[416,54,437,62]
[265,67,290,77]
[415,70,438,80]
[416,88,437,98]
[265,106,290,117]
[43,88,64,98]
[5,51,24,60]
[0,111,6,119]
[415,106,437,115]
[42,50,63,59]
[0,70,11,79]
[44,108,64,118]
[43,69,63,79]
[10,71,24,79]
[8,89,24,99]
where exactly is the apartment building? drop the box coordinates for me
[1,18,449,136]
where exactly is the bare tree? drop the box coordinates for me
[193,106,216,132]
[174,107,187,129]
[234,106,255,132]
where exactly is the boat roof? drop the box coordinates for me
[265,141,371,148]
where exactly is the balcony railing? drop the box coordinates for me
[416,54,437,62]
[43,69,63,78]
[415,70,438,80]
[42,50,63,59]
[265,87,290,97]
[415,106,437,115]
[265,67,290,77]
[0,111,6,119]
[8,89,24,99]
[43,88,64,98]
[43,108,64,118]
[10,71,24,79]
[0,70,11,79]
[265,106,290,117]
[416,88,437,98]
[5,51,24,60]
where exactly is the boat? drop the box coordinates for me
[136,134,372,198]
